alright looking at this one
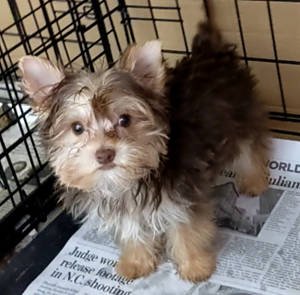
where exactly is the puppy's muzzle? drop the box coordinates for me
[96,148,116,165]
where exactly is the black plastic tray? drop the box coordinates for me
[0,211,79,295]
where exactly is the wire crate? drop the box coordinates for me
[1,0,300,260]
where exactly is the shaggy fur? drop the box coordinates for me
[18,17,270,282]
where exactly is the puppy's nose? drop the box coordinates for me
[96,148,115,165]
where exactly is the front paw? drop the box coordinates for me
[115,258,157,280]
[177,255,216,283]
[238,176,268,197]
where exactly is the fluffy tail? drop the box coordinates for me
[191,0,225,56]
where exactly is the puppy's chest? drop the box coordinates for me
[93,188,190,242]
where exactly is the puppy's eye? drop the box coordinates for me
[71,122,84,135]
[118,114,131,127]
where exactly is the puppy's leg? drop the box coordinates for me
[233,140,269,197]
[116,238,160,279]
[166,203,217,282]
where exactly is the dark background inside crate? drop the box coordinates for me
[1,0,300,261]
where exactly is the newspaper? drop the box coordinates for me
[21,137,300,295]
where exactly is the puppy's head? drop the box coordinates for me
[19,41,169,191]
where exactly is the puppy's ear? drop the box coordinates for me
[118,41,165,92]
[18,56,64,113]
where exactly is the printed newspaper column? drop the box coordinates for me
[21,221,194,295]
[21,224,134,295]
[210,138,300,295]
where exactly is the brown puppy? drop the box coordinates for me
[18,16,270,283]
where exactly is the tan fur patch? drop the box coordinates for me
[166,203,217,282]
[115,239,160,279]
[234,142,269,197]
